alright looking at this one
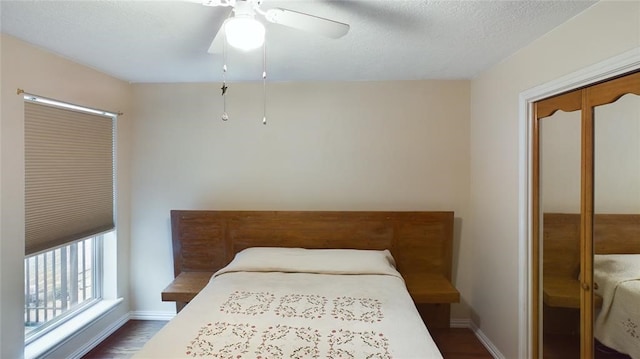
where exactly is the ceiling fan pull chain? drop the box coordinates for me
[221,34,229,121]
[262,40,267,125]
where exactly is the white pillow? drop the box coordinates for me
[214,247,401,278]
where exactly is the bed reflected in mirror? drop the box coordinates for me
[592,93,640,359]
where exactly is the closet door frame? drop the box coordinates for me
[531,69,639,359]
[518,49,639,359]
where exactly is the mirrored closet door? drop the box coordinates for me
[532,70,640,359]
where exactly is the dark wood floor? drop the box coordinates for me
[83,320,493,358]
[431,327,494,358]
[83,320,167,358]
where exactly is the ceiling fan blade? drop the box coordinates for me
[264,8,349,39]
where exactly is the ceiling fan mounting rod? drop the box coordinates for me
[230,0,263,17]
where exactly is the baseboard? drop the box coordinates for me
[468,321,506,359]
[67,311,173,358]
[447,319,504,359]
[68,311,173,358]
[25,299,124,359]
[129,310,176,321]
[68,312,130,359]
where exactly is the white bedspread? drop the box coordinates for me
[594,254,640,358]
[135,248,443,358]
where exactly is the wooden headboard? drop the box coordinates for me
[170,210,454,280]
[542,212,640,311]
[543,213,640,278]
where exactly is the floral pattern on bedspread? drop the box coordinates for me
[185,292,391,358]
[328,329,390,359]
[623,318,639,339]
[220,291,276,315]
[256,325,321,359]
[185,322,257,358]
[332,296,383,323]
[275,294,327,319]
[219,292,382,323]
[184,324,390,359]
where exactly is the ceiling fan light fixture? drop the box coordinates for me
[224,16,265,51]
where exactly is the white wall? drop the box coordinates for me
[470,1,640,357]
[0,34,133,358]
[129,80,473,320]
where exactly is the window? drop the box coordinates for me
[23,94,116,342]
[24,235,104,342]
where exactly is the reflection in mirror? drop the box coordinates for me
[593,93,640,359]
[540,108,582,358]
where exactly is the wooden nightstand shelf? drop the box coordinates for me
[404,274,460,304]
[403,273,460,329]
[162,271,214,312]
[542,276,603,309]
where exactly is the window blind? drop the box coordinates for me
[25,101,114,255]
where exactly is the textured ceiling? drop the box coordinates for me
[0,0,596,83]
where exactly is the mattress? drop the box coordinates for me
[134,247,443,358]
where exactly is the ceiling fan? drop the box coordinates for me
[189,0,350,52]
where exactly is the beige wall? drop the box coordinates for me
[129,80,473,319]
[470,1,639,357]
[0,34,133,358]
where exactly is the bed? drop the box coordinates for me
[134,210,457,358]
